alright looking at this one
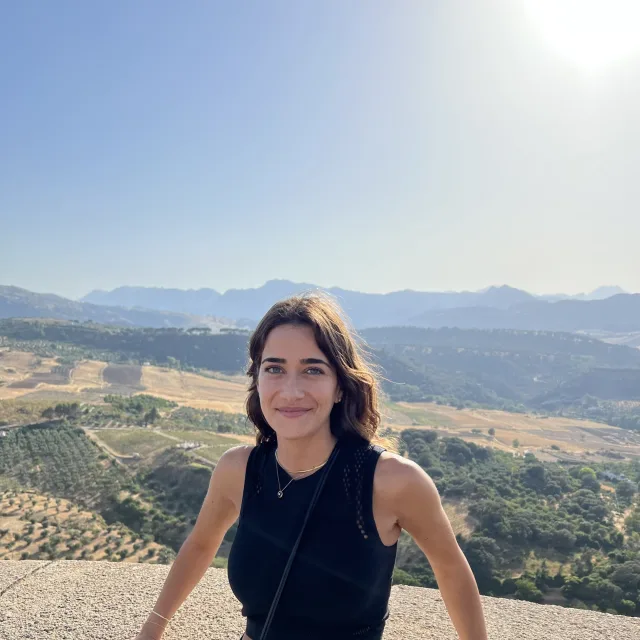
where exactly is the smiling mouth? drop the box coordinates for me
[277,408,311,418]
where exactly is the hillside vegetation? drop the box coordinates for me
[3,320,640,429]
[0,489,168,563]
[0,419,243,561]
[1,317,640,616]
[395,429,640,615]
[1,401,639,615]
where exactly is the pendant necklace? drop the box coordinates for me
[275,449,329,499]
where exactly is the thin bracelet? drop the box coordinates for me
[146,620,166,628]
[150,610,171,623]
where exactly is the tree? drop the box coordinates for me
[572,551,593,578]
[513,439,520,448]
[535,561,550,591]
[443,439,473,465]
[522,464,547,492]
[157,547,176,564]
[488,428,495,437]
[143,407,160,426]
[616,480,637,504]
[578,467,600,493]
[514,578,544,603]
[417,451,433,469]
[561,576,582,600]
[392,568,421,586]
[551,528,576,551]
[610,561,640,593]
[589,578,624,611]
[53,402,80,419]
[625,508,640,535]
[462,537,500,587]
[166,356,181,370]
[618,600,636,615]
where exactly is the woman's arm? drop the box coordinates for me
[136,445,253,639]
[380,454,488,640]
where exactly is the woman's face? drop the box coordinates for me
[256,323,341,442]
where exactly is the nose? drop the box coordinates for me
[280,373,305,400]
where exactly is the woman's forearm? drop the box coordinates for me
[435,561,488,640]
[149,536,221,621]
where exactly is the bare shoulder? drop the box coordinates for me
[375,450,428,487]
[188,444,255,551]
[216,443,255,470]
[374,451,440,505]
[209,444,255,509]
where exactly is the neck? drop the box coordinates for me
[275,426,337,475]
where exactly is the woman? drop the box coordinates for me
[136,294,488,640]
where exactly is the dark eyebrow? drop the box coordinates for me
[301,358,331,367]
[261,357,331,367]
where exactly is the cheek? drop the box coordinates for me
[257,376,277,399]
[316,380,339,403]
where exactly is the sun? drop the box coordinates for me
[524,0,640,72]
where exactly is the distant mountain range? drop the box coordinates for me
[2,281,639,334]
[542,285,627,301]
[0,286,231,330]
[83,281,540,327]
[81,281,632,328]
[409,295,640,333]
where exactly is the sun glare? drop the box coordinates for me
[524,0,640,72]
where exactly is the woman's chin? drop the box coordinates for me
[271,419,327,441]
[273,425,315,441]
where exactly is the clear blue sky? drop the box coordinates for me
[2,1,640,299]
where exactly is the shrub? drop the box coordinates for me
[514,578,544,603]
[392,568,421,586]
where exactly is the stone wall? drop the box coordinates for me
[1,561,638,639]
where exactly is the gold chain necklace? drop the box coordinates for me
[274,449,329,499]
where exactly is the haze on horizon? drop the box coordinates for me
[2,1,640,300]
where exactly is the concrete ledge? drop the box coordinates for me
[0,561,638,639]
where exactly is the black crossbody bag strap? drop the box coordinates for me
[259,444,341,640]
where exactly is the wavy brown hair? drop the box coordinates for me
[245,293,382,446]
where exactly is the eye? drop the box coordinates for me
[305,367,325,375]
[264,365,284,374]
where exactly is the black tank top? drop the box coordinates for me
[227,438,398,640]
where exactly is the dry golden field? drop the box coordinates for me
[3,348,640,460]
[68,360,108,391]
[140,367,247,412]
[0,350,61,400]
[384,401,640,459]
[0,350,248,413]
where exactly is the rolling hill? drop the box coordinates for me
[3,319,640,427]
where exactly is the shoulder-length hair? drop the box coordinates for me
[245,292,381,446]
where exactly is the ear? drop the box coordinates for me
[335,389,342,403]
